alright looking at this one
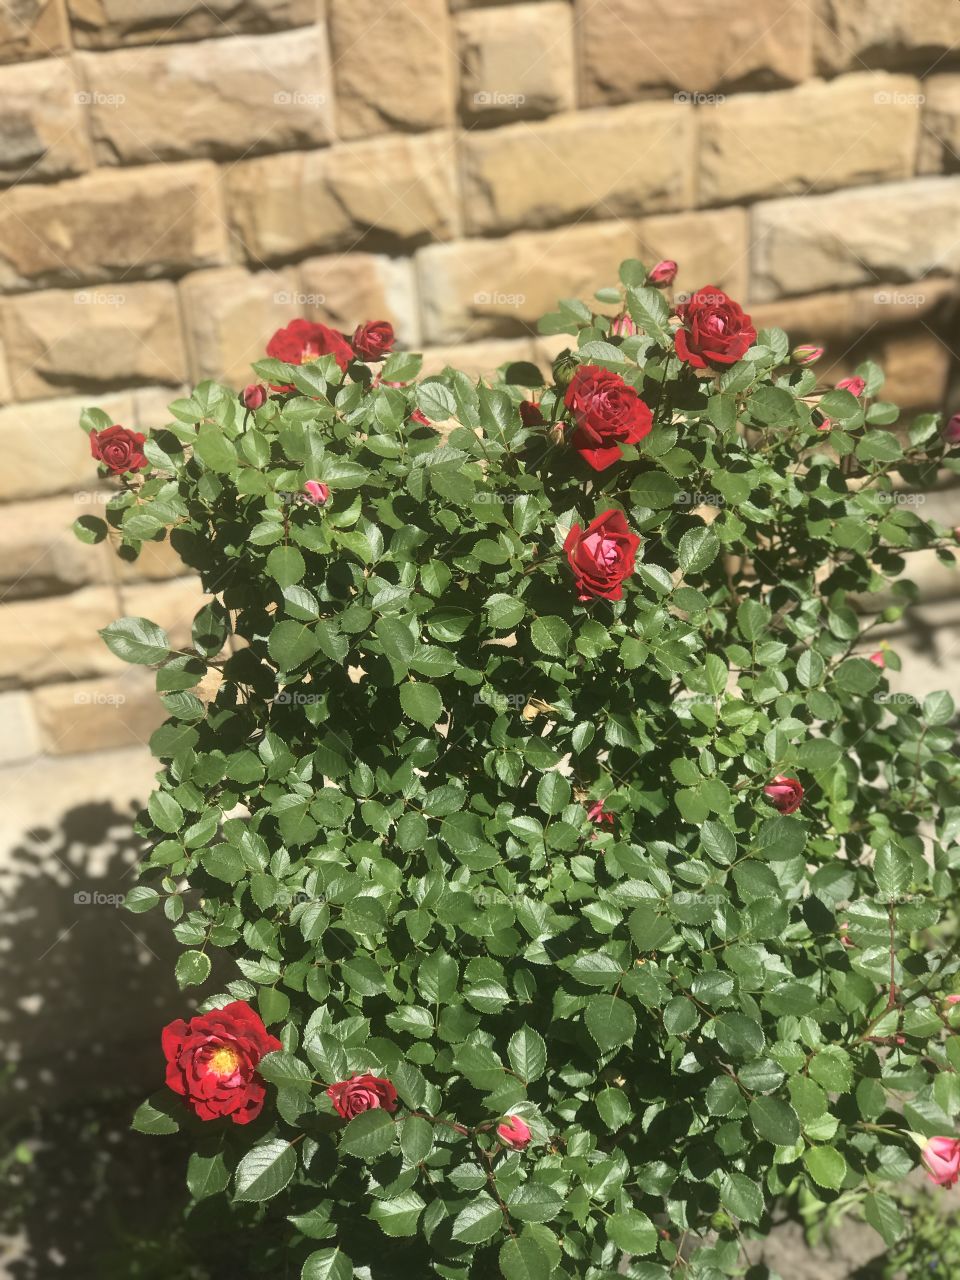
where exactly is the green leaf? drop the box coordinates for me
[267,545,306,587]
[187,1151,230,1201]
[506,1183,563,1223]
[233,1138,297,1202]
[863,1190,905,1247]
[530,616,571,658]
[508,1026,547,1083]
[924,690,955,725]
[193,425,238,472]
[100,617,170,665]
[720,1171,764,1224]
[131,1094,180,1135]
[399,682,443,727]
[268,620,319,670]
[257,1050,313,1093]
[368,1190,426,1237]
[608,1208,657,1254]
[678,526,720,574]
[749,1097,800,1146]
[585,996,636,1051]
[803,1146,847,1190]
[339,1109,396,1160]
[499,1231,553,1280]
[536,772,570,815]
[453,1195,504,1244]
[301,1248,353,1280]
[175,950,211,990]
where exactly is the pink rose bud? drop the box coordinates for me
[923,1136,960,1188]
[942,413,960,444]
[496,1115,531,1150]
[303,480,329,506]
[839,922,854,949]
[869,651,885,668]
[610,313,637,337]
[836,376,866,397]
[409,408,432,427]
[241,383,268,410]
[648,259,678,287]
[763,775,803,815]
[945,994,960,1007]
[793,344,825,366]
[812,409,832,432]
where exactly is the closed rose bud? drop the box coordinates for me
[496,1115,531,1150]
[764,775,803,815]
[241,383,268,410]
[793,344,825,366]
[837,375,866,397]
[303,480,329,505]
[610,313,637,337]
[922,1136,960,1188]
[587,799,615,828]
[812,409,832,432]
[409,408,431,427]
[519,400,545,427]
[946,994,960,1005]
[942,413,960,444]
[839,922,854,948]
[648,259,678,287]
[352,320,395,362]
[869,651,885,668]
[552,350,579,389]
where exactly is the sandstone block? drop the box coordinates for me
[0,692,40,765]
[328,0,454,139]
[77,30,332,164]
[227,132,458,262]
[699,73,921,205]
[461,102,694,235]
[0,0,68,64]
[578,0,812,105]
[816,0,960,73]
[751,178,960,300]
[67,0,315,47]
[635,208,749,303]
[0,57,91,186]
[0,496,114,601]
[920,75,960,174]
[115,536,190,584]
[877,330,951,413]
[457,3,575,123]
[420,339,538,380]
[1,283,188,401]
[121,576,208,652]
[0,585,125,688]
[750,281,956,347]
[299,255,421,350]
[0,391,135,502]
[32,671,163,755]
[179,266,302,386]
[0,162,228,290]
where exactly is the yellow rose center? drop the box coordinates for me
[208,1046,240,1076]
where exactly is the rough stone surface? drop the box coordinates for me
[0,57,91,186]
[877,329,952,413]
[461,103,694,234]
[699,73,922,204]
[0,692,41,766]
[32,671,162,755]
[0,391,136,501]
[750,280,957,345]
[816,0,960,73]
[120,576,208,652]
[0,0,68,64]
[299,254,421,350]
[1,283,187,401]
[77,30,332,163]
[751,177,960,300]
[226,133,459,263]
[920,75,960,174]
[0,496,113,600]
[420,338,537,379]
[635,208,749,301]
[179,265,301,386]
[328,0,454,139]
[0,586,126,689]
[67,0,316,48]
[578,0,813,105]
[457,3,575,123]
[0,162,228,290]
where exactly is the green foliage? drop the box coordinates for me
[78,262,960,1279]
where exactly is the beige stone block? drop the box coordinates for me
[0,0,68,64]
[227,132,458,263]
[114,535,188,584]
[67,0,315,47]
[328,0,454,139]
[0,162,228,290]
[877,330,951,413]
[179,266,301,386]
[0,495,114,600]
[2,283,188,402]
[0,57,91,186]
[0,692,41,765]
[32,670,164,755]
[578,0,813,105]
[420,339,538,380]
[457,2,575,123]
[816,0,960,74]
[132,384,185,431]
[750,281,956,347]
[418,221,639,343]
[0,391,135,502]
[0,585,126,688]
[461,102,694,235]
[699,73,921,205]
[121,576,208,652]
[920,75,960,175]
[77,30,332,164]
[635,208,749,302]
[299,254,421,349]
[751,178,960,301]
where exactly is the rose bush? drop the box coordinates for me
[76,259,960,1280]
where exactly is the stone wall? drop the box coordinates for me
[1,0,960,1100]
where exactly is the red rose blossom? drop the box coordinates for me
[943,413,960,444]
[763,775,803,815]
[266,319,353,389]
[675,286,756,370]
[241,383,268,409]
[327,1074,398,1119]
[89,424,147,475]
[564,365,654,471]
[564,508,640,602]
[161,1000,281,1126]
[352,320,395,361]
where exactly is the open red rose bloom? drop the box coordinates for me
[674,285,756,370]
[266,319,354,390]
[162,1000,281,1125]
[89,424,147,475]
[564,508,640,601]
[564,364,653,471]
[327,1073,398,1119]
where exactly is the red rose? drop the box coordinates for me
[763,775,803,815]
[496,1115,531,1150]
[241,383,268,409]
[675,286,756,370]
[564,365,654,471]
[89,424,147,475]
[266,319,354,382]
[327,1074,398,1119]
[519,399,545,427]
[161,1000,281,1126]
[352,320,395,361]
[648,259,678,287]
[564,508,640,602]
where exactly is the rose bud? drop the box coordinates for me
[674,285,756,370]
[610,313,638,337]
[647,259,678,287]
[241,383,268,410]
[946,994,960,1006]
[496,1115,531,1151]
[839,922,854,949]
[519,400,546,427]
[869,651,885,668]
[303,480,329,506]
[564,365,653,471]
[922,1136,960,1188]
[587,799,615,828]
[327,1074,398,1119]
[763,775,803,815]
[552,350,579,389]
[812,409,832,432]
[942,413,960,444]
[836,375,866,397]
[90,424,148,476]
[564,509,640,602]
[409,408,432,427]
[162,1000,281,1125]
[793,344,825,366]
[352,320,395,362]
